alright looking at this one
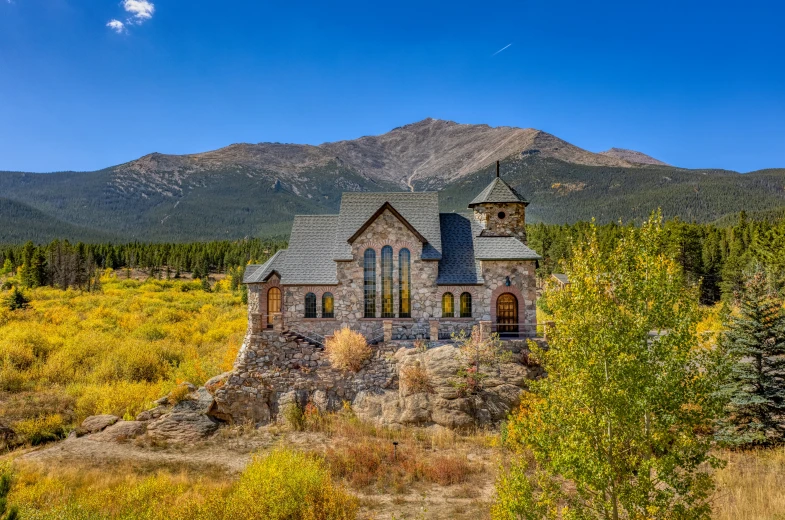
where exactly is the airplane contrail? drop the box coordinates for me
[492,43,512,56]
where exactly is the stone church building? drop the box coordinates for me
[243,170,541,344]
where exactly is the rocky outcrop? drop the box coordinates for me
[212,329,544,429]
[146,388,221,443]
[352,344,543,429]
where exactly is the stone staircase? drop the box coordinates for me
[282,330,323,349]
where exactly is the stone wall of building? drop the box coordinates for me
[472,203,527,243]
[245,209,539,342]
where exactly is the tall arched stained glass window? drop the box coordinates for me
[460,292,472,318]
[399,248,411,318]
[363,249,376,318]
[305,292,317,318]
[442,293,454,318]
[322,292,334,319]
[381,246,394,318]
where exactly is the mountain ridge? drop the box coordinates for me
[2,118,784,243]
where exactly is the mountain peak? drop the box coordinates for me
[600,147,667,166]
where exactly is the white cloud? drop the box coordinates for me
[122,0,154,22]
[107,19,126,33]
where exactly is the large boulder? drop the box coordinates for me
[146,412,220,443]
[91,420,147,441]
[79,415,120,435]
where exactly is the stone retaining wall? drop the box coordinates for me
[211,330,399,424]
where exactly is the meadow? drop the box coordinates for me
[0,272,245,446]
[1,270,784,519]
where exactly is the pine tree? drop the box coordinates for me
[717,264,785,447]
[4,287,30,311]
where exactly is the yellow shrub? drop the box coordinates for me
[167,383,192,405]
[225,449,358,520]
[71,381,170,421]
[14,414,66,445]
[325,327,372,372]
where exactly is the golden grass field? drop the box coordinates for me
[0,272,245,445]
[1,276,784,519]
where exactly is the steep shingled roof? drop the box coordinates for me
[242,215,340,285]
[244,189,540,286]
[474,236,541,260]
[468,177,529,207]
[333,192,442,260]
[243,250,288,283]
[436,213,484,285]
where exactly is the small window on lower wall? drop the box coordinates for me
[460,292,472,318]
[442,293,454,318]
[305,292,317,318]
[322,292,334,319]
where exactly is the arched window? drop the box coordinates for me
[442,293,454,318]
[322,292,334,319]
[460,292,472,318]
[363,249,376,318]
[305,292,317,318]
[381,246,394,318]
[399,248,411,318]
[267,287,281,327]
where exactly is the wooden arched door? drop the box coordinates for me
[496,293,518,336]
[267,287,281,327]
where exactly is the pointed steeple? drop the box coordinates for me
[469,161,528,207]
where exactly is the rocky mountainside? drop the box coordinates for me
[600,147,668,166]
[1,118,784,243]
[114,118,637,195]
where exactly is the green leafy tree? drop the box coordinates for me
[716,264,785,447]
[494,214,725,520]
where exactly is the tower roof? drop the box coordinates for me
[468,177,529,207]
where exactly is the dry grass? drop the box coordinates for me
[713,447,785,520]
[7,448,357,520]
[325,327,372,372]
[399,362,434,394]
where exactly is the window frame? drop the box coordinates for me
[381,245,394,318]
[304,292,317,319]
[441,292,454,318]
[322,292,334,319]
[399,248,411,318]
[460,292,473,318]
[363,248,377,318]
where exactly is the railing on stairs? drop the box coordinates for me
[285,328,325,348]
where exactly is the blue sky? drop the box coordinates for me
[1,0,783,173]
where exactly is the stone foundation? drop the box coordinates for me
[211,329,546,428]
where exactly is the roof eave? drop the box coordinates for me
[347,201,429,244]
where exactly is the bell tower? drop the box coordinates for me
[469,161,529,244]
